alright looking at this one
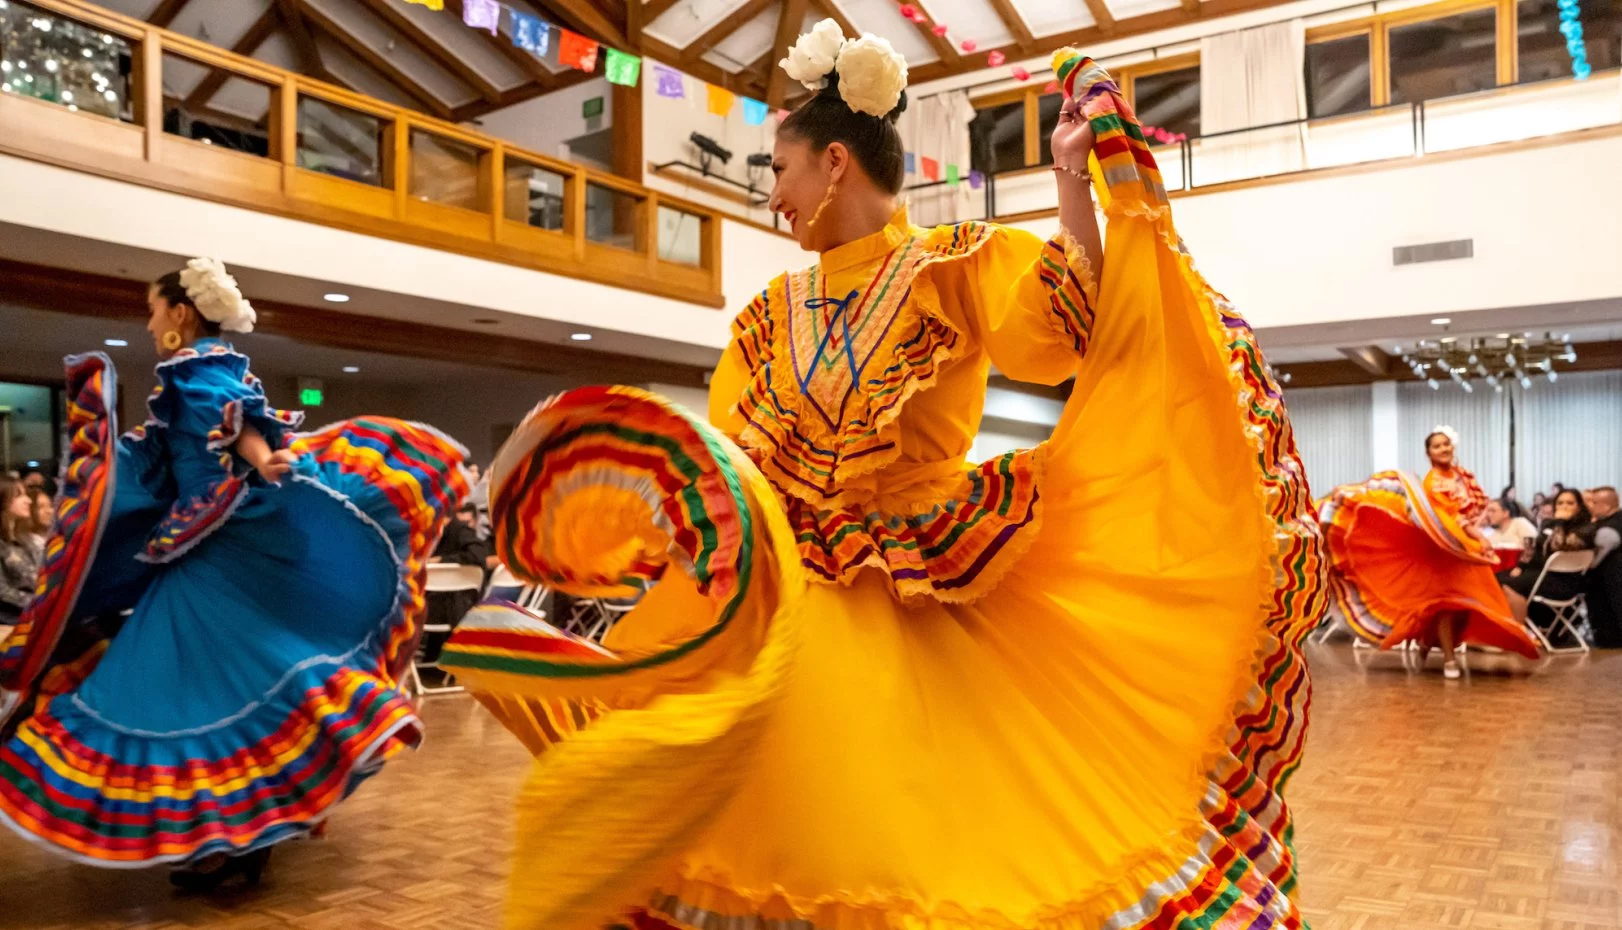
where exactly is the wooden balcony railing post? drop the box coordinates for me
[391,117,410,218]
[273,75,299,181]
[703,214,723,295]
[644,192,661,273]
[137,27,163,160]
[569,168,588,261]
[487,144,505,239]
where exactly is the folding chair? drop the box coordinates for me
[486,563,547,615]
[408,563,486,696]
[1525,549,1596,655]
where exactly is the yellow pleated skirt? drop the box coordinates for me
[442,51,1325,930]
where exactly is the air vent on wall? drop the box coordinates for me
[1393,239,1474,266]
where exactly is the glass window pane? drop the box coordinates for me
[1033,91,1061,167]
[503,160,567,231]
[411,130,484,211]
[657,205,703,266]
[1133,65,1201,139]
[584,182,640,250]
[1388,8,1499,105]
[0,1,133,121]
[1518,0,1622,81]
[968,99,1026,175]
[1305,34,1373,118]
[161,53,272,157]
[297,96,387,186]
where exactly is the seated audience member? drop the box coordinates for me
[28,488,53,551]
[1586,487,1622,648]
[1501,489,1606,627]
[1,479,44,629]
[421,503,491,669]
[1482,499,1539,549]
[1499,485,1528,520]
[466,462,491,540]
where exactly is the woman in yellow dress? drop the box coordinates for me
[441,26,1327,930]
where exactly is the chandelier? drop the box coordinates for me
[1399,333,1576,392]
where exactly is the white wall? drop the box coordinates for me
[473,78,614,163]
[0,154,806,352]
[640,64,780,227]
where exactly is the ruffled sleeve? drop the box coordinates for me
[150,346,304,454]
[931,224,1096,387]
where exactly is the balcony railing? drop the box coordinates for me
[0,0,724,307]
[931,67,1622,222]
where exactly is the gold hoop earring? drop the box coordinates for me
[161,331,183,351]
[806,181,838,232]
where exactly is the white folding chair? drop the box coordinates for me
[485,563,547,615]
[409,562,486,696]
[1525,549,1596,655]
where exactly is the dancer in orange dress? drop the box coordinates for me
[1320,427,1540,677]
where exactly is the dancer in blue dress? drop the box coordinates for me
[0,259,468,888]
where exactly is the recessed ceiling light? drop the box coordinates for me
[570,332,593,341]
[323,293,350,303]
[104,338,127,347]
[472,318,499,325]
[342,366,360,373]
[1495,333,1510,339]
[1430,317,1451,325]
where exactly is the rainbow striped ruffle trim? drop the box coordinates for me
[0,352,468,865]
[444,386,754,685]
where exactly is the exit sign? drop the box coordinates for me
[297,377,325,407]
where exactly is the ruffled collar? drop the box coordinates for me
[818,208,914,275]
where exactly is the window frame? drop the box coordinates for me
[968,52,1201,176]
[1306,0,1521,108]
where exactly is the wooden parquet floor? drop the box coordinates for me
[1,645,1618,930]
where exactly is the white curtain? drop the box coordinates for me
[1396,382,1512,495]
[1512,371,1622,497]
[897,90,975,225]
[1282,384,1373,493]
[1198,20,1307,185]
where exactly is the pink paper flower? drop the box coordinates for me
[1011,66,1030,81]
[1043,80,1059,94]
[899,4,918,20]
[931,23,948,36]
[986,50,1006,67]
[961,39,977,52]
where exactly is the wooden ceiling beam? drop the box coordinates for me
[1182,0,1202,12]
[299,1,455,119]
[274,0,326,78]
[765,0,809,107]
[809,0,858,37]
[643,35,764,99]
[181,6,281,111]
[535,0,630,47]
[1082,0,1117,32]
[984,0,1037,52]
[147,0,190,28]
[909,0,1297,83]
[685,0,777,66]
[353,0,502,103]
[906,4,962,68]
[643,0,685,23]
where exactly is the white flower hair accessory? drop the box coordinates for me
[1430,424,1460,446]
[835,33,908,118]
[178,257,257,333]
[780,18,846,92]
